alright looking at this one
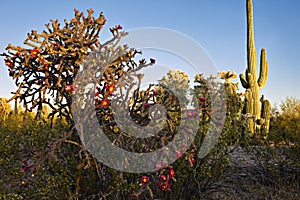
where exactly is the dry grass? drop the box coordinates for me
[201,146,300,200]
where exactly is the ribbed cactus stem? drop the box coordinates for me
[258,48,268,87]
[240,0,271,137]
[261,99,271,138]
[247,0,257,82]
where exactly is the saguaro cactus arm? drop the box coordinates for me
[261,95,271,136]
[239,74,249,89]
[258,48,268,88]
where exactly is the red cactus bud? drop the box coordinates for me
[168,168,175,177]
[117,24,123,29]
[30,49,40,57]
[105,84,115,94]
[161,183,171,191]
[160,175,168,182]
[65,85,74,93]
[199,97,206,102]
[152,90,159,95]
[189,157,195,165]
[5,60,14,68]
[141,176,149,185]
[144,103,151,108]
[101,98,110,108]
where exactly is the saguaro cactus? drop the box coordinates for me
[239,0,271,137]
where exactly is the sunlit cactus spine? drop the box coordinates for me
[239,0,271,137]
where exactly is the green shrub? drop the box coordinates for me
[268,97,300,146]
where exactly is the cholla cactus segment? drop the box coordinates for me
[218,70,237,83]
[194,73,206,85]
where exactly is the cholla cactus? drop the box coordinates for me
[0,8,155,189]
[158,70,190,91]
[1,9,107,124]
[158,70,190,105]
[218,70,239,93]
[239,0,271,136]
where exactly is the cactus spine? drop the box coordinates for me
[239,0,271,137]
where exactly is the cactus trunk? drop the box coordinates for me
[239,0,271,137]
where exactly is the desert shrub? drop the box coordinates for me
[265,97,300,172]
[0,8,252,199]
[0,111,71,199]
[268,97,300,146]
[0,73,248,199]
[0,107,114,199]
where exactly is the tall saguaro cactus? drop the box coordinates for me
[239,0,271,137]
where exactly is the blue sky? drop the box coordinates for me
[0,0,299,105]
